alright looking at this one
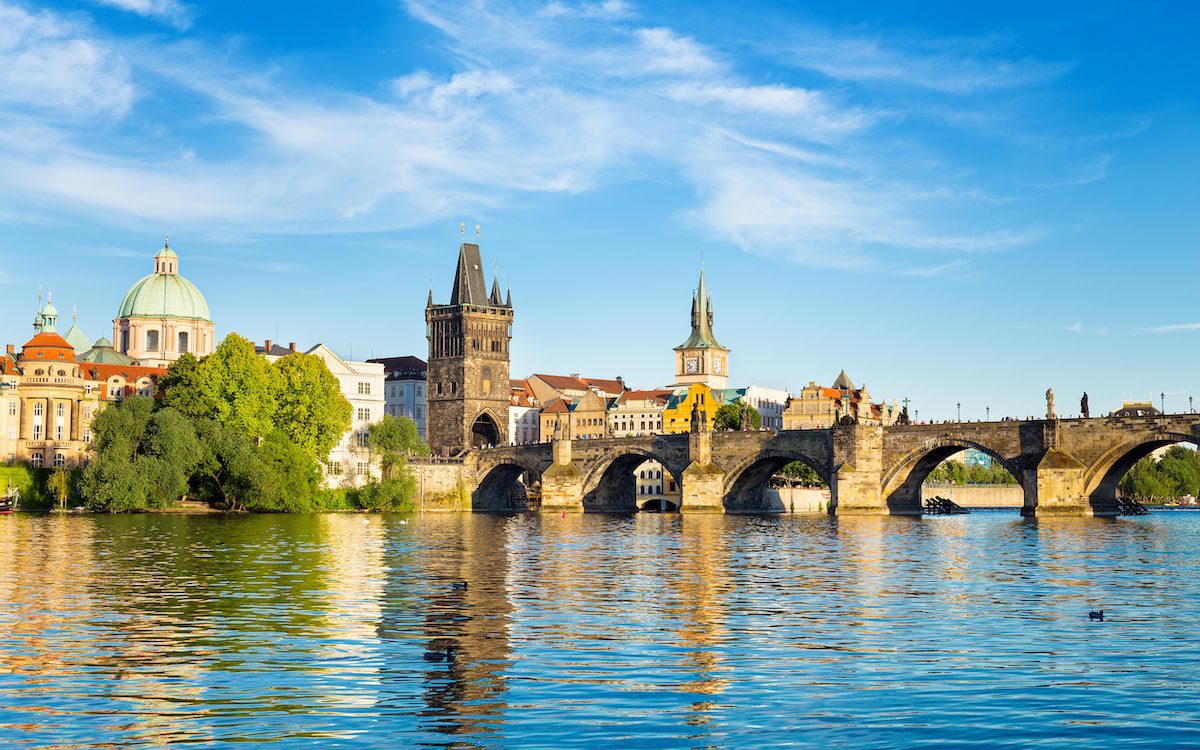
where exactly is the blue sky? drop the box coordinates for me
[1,0,1197,420]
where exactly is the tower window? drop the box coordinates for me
[146,330,160,352]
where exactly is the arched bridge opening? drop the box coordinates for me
[723,451,832,514]
[474,461,541,512]
[884,441,1025,515]
[583,450,682,513]
[1085,433,1199,514]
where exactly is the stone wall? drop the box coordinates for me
[922,485,1024,508]
[411,459,470,511]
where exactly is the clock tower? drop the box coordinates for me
[673,266,730,389]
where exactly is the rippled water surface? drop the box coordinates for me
[1,510,1199,748]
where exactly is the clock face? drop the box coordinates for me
[713,358,722,374]
[685,357,699,374]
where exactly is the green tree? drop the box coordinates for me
[199,333,278,437]
[777,460,824,486]
[714,401,761,431]
[244,431,323,512]
[47,467,72,510]
[368,414,429,479]
[157,352,216,420]
[271,352,353,462]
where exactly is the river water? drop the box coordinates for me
[0,510,1197,748]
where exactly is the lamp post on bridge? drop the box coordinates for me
[1191,396,1194,414]
[1161,392,1166,414]
[986,406,991,421]
[957,402,961,422]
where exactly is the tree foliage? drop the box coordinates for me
[271,352,353,462]
[47,468,72,509]
[776,460,824,486]
[714,401,761,431]
[200,333,278,437]
[925,459,1019,486]
[358,415,428,511]
[1120,446,1200,501]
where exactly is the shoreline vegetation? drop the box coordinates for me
[5,333,429,514]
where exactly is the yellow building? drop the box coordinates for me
[539,389,610,441]
[662,383,741,434]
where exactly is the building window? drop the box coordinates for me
[83,429,91,443]
[329,462,343,476]
[34,402,43,417]
[356,407,370,421]
[7,401,14,416]
[356,462,369,476]
[31,452,42,468]
[178,331,189,353]
[357,431,370,447]
[357,382,371,395]
[32,424,42,440]
[56,403,64,418]
[56,424,63,441]
[53,453,66,468]
[121,331,129,352]
[85,384,93,395]
[416,385,423,396]
[415,406,423,418]
[146,330,160,352]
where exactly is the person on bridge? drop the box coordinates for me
[1081,392,1090,419]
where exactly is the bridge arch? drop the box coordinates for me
[1083,431,1198,512]
[882,437,1026,515]
[722,449,832,514]
[473,457,542,512]
[582,447,682,513]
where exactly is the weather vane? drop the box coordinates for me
[475,224,481,239]
[459,221,465,236]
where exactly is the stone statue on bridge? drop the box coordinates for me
[1081,392,1090,419]
[1046,388,1056,420]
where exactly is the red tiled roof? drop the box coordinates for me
[20,332,77,362]
[541,399,570,414]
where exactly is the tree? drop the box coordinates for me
[368,414,429,479]
[47,467,72,510]
[777,460,823,486]
[359,415,428,511]
[244,431,323,512]
[714,401,761,431]
[158,352,216,420]
[198,334,278,438]
[271,352,353,462]
[80,399,203,511]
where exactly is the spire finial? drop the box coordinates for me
[475,224,481,240]
[164,234,169,248]
[459,221,465,237]
[73,306,78,322]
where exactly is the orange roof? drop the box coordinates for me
[541,399,570,414]
[20,332,77,362]
[820,387,843,400]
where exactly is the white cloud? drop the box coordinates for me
[91,0,192,30]
[1141,323,1200,334]
[0,2,133,117]
[0,0,1069,272]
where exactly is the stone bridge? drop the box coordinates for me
[461,414,1200,516]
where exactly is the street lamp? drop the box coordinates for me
[915,409,920,423]
[957,402,961,422]
[1161,392,1166,414]
[1191,396,1194,414]
[986,406,991,421]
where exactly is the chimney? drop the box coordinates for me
[289,342,297,352]
[5,344,12,356]
[264,339,272,353]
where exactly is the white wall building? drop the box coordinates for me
[741,385,790,431]
[509,379,541,445]
[367,356,427,439]
[259,341,385,487]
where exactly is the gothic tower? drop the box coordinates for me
[673,266,730,389]
[426,242,513,455]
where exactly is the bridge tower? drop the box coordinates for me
[426,241,512,455]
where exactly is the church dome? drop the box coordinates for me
[117,243,212,322]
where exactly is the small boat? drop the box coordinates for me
[0,485,19,515]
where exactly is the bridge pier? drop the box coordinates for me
[831,424,896,515]
[1024,448,1104,516]
[681,410,724,511]
[540,431,584,512]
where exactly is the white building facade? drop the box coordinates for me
[368,356,427,439]
[741,385,790,431]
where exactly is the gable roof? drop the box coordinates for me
[532,373,626,395]
[367,355,427,379]
[615,389,674,407]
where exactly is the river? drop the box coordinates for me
[0,510,1197,747]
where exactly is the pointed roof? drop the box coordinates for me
[449,242,489,306]
[674,266,725,351]
[490,277,503,305]
[62,313,91,354]
[832,370,855,390]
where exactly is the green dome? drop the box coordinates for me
[118,273,211,321]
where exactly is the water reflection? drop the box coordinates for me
[1,512,1199,747]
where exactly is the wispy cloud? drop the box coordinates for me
[0,0,1095,272]
[91,0,192,30]
[1141,323,1200,334]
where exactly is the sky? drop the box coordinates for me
[1,0,1197,420]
